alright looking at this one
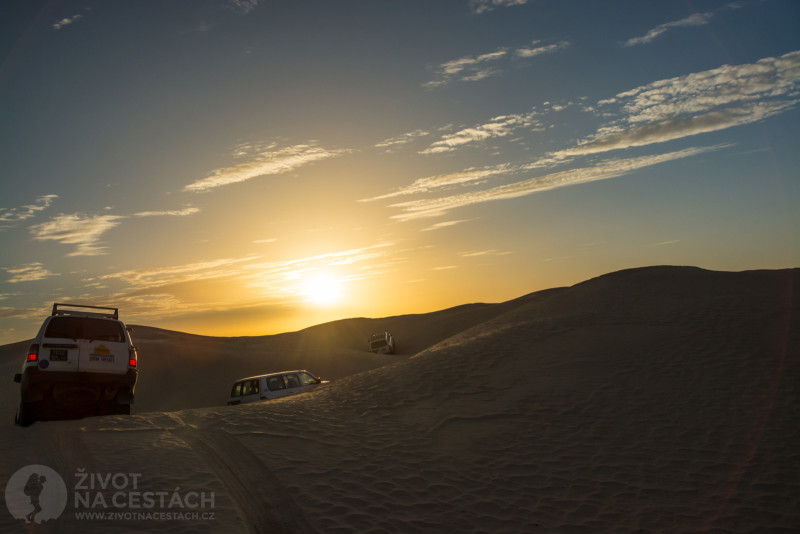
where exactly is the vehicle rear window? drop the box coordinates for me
[45,317,125,342]
[45,317,82,339]
[84,319,125,341]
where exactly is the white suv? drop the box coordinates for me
[227,370,327,405]
[13,303,139,426]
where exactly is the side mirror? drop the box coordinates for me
[13,374,21,383]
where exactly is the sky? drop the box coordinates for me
[1,0,799,345]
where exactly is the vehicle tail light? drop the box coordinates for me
[27,344,39,362]
[129,347,137,368]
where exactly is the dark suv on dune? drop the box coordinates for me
[13,303,138,426]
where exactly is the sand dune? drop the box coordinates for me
[1,266,798,532]
[0,296,531,420]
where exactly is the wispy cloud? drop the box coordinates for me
[613,52,800,123]
[29,213,124,256]
[421,219,473,231]
[88,243,399,320]
[425,40,568,88]
[420,112,543,154]
[5,263,58,283]
[228,0,259,14]
[29,204,199,256]
[390,146,725,221]
[563,50,800,156]
[368,52,797,224]
[0,195,57,228]
[133,207,200,218]
[624,12,712,47]
[623,2,744,47]
[460,249,512,257]
[0,306,46,320]
[249,244,402,291]
[375,130,430,150]
[100,244,396,290]
[360,165,514,202]
[648,240,680,247]
[425,48,508,88]
[53,14,83,30]
[515,41,570,58]
[184,144,349,192]
[470,0,530,15]
[99,256,261,288]
[563,102,794,156]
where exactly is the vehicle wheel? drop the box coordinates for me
[114,403,131,415]
[16,401,38,427]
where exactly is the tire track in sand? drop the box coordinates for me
[169,418,315,534]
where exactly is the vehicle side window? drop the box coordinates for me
[267,376,285,391]
[84,319,125,342]
[297,372,318,386]
[250,379,259,394]
[230,383,242,397]
[241,381,255,396]
[45,317,81,339]
[285,374,300,389]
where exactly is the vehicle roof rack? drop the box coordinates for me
[52,303,119,320]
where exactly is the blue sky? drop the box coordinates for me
[1,0,799,344]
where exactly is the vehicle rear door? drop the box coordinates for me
[39,317,82,373]
[78,318,129,375]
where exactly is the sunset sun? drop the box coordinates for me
[302,274,344,306]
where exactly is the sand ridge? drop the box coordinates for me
[0,266,797,532]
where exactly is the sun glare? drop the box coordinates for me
[302,274,344,306]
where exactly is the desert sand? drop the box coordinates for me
[0,266,798,533]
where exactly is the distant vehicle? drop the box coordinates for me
[13,303,138,426]
[227,370,328,406]
[369,332,395,354]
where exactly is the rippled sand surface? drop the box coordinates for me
[1,267,797,532]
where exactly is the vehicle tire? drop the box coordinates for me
[113,403,131,415]
[16,401,38,427]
